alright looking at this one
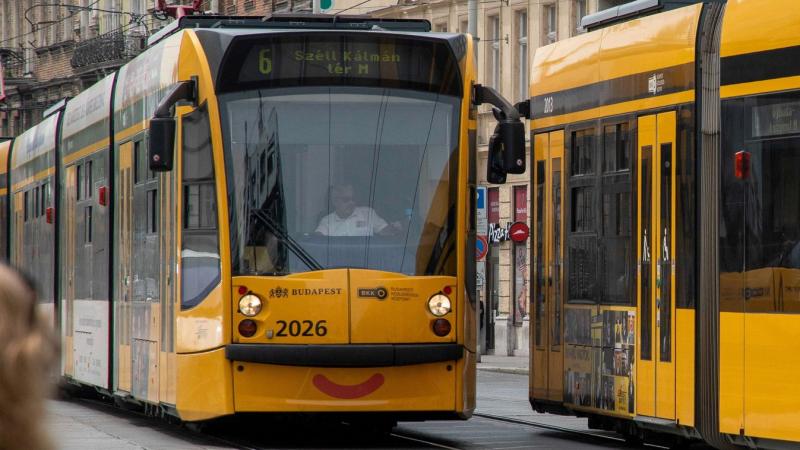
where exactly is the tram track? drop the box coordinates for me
[66,394,668,449]
[473,413,670,449]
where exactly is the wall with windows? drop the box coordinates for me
[374,0,604,356]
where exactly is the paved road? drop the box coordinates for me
[44,369,640,449]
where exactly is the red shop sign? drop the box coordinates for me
[509,222,529,243]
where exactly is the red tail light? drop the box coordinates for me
[432,319,451,337]
[238,285,248,295]
[46,207,54,224]
[443,285,452,295]
[239,319,257,337]
[735,151,751,180]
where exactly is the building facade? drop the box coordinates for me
[0,0,169,136]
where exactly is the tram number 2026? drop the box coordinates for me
[276,320,328,337]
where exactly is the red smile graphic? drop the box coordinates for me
[312,373,384,399]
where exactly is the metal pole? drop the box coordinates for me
[468,0,478,48]
[313,0,321,14]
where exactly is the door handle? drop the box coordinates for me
[656,298,661,327]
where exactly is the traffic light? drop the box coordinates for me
[320,0,333,11]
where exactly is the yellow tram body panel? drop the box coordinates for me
[166,27,477,420]
[232,362,457,413]
[716,0,800,444]
[0,139,10,196]
[529,1,701,432]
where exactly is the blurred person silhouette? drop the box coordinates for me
[0,264,58,450]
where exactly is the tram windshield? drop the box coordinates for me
[220,86,461,276]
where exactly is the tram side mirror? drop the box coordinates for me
[487,126,507,184]
[149,79,196,172]
[473,84,527,181]
[497,119,526,174]
[149,117,176,172]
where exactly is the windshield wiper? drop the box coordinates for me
[250,208,324,272]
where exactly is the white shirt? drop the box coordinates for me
[315,207,388,237]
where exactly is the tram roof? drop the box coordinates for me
[148,14,435,47]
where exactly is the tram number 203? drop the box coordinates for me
[276,320,329,337]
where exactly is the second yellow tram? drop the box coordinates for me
[526,0,800,448]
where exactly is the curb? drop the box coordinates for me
[476,366,529,376]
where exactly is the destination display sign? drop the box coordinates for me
[219,34,461,96]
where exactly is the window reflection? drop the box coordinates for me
[221,87,460,276]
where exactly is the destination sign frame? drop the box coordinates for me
[217,32,462,97]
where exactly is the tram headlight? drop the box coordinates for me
[239,294,263,317]
[427,294,451,317]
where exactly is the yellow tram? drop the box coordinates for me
[526,0,800,447]
[2,15,526,424]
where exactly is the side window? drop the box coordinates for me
[24,190,29,222]
[571,128,595,176]
[84,206,92,244]
[77,164,83,200]
[34,186,40,218]
[41,182,47,216]
[600,123,633,305]
[568,127,598,303]
[86,160,93,198]
[147,189,158,234]
[134,140,143,184]
[181,103,220,309]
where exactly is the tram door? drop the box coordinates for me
[532,130,564,401]
[636,112,676,420]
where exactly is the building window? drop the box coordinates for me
[543,3,557,44]
[515,10,528,102]
[488,15,501,90]
[459,18,468,33]
[512,185,528,325]
[574,0,587,35]
[434,21,447,32]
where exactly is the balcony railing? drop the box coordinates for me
[71,30,146,70]
[2,59,27,81]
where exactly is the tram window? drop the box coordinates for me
[568,237,597,302]
[181,103,220,310]
[183,184,216,228]
[571,128,595,176]
[40,183,46,216]
[571,186,595,232]
[603,123,630,172]
[34,186,40,218]
[84,206,92,244]
[23,190,29,222]
[86,161,93,198]
[134,141,143,184]
[147,189,158,234]
[602,190,631,236]
[751,96,800,138]
[76,164,82,200]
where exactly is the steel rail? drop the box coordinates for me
[474,413,670,449]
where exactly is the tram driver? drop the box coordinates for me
[315,184,402,237]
